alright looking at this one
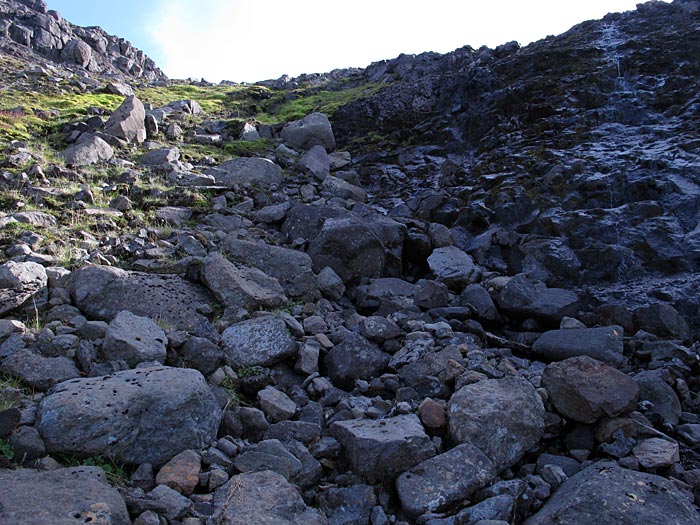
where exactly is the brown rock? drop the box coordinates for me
[418,398,446,429]
[155,450,202,496]
[632,438,680,468]
[543,356,639,424]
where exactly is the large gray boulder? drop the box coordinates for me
[396,442,497,519]
[103,310,168,366]
[448,376,545,471]
[201,252,287,311]
[0,260,47,315]
[221,237,318,299]
[634,370,682,425]
[140,146,180,166]
[69,266,217,339]
[532,326,625,367]
[37,366,221,465]
[542,356,639,424]
[524,461,700,525]
[281,112,336,152]
[62,133,114,166]
[321,174,367,202]
[103,95,146,144]
[0,467,130,525]
[331,414,435,483]
[307,216,387,284]
[496,274,579,325]
[427,246,481,290]
[205,157,284,188]
[324,332,391,390]
[221,315,297,368]
[211,470,329,525]
[62,38,92,67]
[297,145,330,180]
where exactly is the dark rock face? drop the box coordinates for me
[331,0,700,338]
[0,0,166,80]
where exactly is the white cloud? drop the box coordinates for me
[149,0,664,83]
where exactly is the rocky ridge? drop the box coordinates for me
[0,1,699,524]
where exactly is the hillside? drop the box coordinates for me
[1,0,700,524]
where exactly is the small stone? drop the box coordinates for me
[418,398,446,429]
[632,438,680,468]
[257,386,297,422]
[155,449,202,496]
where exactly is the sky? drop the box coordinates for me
[45,1,665,83]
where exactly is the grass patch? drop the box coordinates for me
[58,453,131,486]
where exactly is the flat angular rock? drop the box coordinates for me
[543,356,638,424]
[281,112,336,152]
[211,470,329,524]
[0,260,48,315]
[205,157,284,188]
[103,95,146,144]
[331,414,435,483]
[69,266,216,339]
[155,206,192,226]
[297,144,330,180]
[221,238,318,298]
[427,246,481,290]
[201,252,287,311]
[496,275,579,325]
[524,461,700,525]
[1,350,80,391]
[37,366,221,465]
[258,386,297,422]
[140,147,179,165]
[221,315,297,368]
[233,439,302,481]
[324,332,391,390]
[103,310,167,367]
[0,467,130,525]
[321,174,367,202]
[461,283,501,322]
[532,326,625,367]
[62,133,114,166]
[632,438,680,468]
[634,303,689,340]
[448,376,545,471]
[634,370,682,425]
[360,315,402,342]
[397,442,497,519]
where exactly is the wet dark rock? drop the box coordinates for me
[532,326,625,367]
[496,275,579,326]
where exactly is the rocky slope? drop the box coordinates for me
[0,1,699,524]
[0,0,165,81]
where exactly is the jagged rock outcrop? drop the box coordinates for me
[0,0,166,80]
